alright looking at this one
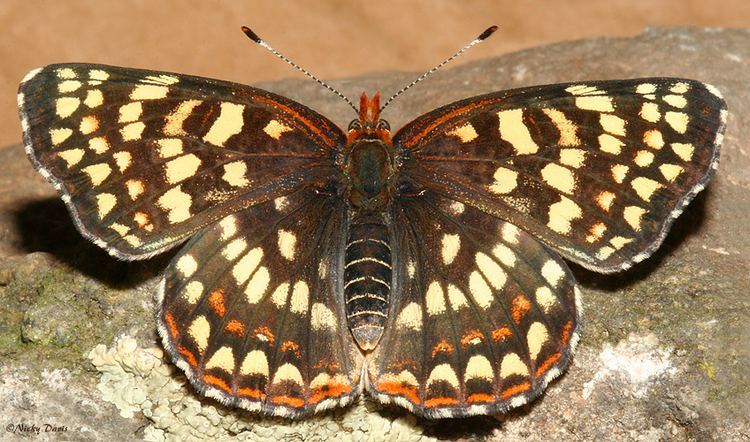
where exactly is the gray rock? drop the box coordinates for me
[0,27,747,441]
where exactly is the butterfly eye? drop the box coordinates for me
[376,119,390,131]
[348,120,362,132]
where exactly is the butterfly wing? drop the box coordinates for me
[19,63,345,259]
[366,192,579,418]
[158,187,362,418]
[393,79,726,272]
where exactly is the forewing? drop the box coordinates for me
[394,79,726,272]
[19,63,345,259]
[367,192,580,418]
[157,187,362,418]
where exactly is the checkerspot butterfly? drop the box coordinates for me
[18,26,726,419]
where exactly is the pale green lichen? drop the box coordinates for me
[88,336,435,442]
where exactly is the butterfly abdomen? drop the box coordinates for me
[344,213,392,351]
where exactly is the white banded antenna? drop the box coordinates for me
[379,25,498,112]
[242,26,359,113]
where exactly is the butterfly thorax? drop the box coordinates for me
[341,93,396,351]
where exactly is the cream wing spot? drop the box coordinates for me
[270,282,290,308]
[623,206,646,231]
[541,163,576,194]
[643,129,665,150]
[497,109,539,154]
[164,100,202,136]
[164,154,202,185]
[311,303,337,331]
[183,281,204,304]
[222,238,247,260]
[130,84,169,100]
[541,108,580,147]
[121,122,145,141]
[95,193,116,219]
[535,286,557,312]
[56,97,80,118]
[611,164,629,184]
[244,267,270,304]
[50,128,73,145]
[157,186,193,223]
[113,151,132,172]
[232,247,263,285]
[56,68,76,79]
[475,252,506,289]
[80,116,99,134]
[57,149,84,167]
[396,302,422,330]
[488,167,518,194]
[188,316,210,352]
[541,260,565,287]
[82,163,111,186]
[634,150,655,167]
[575,95,613,112]
[665,111,689,133]
[599,134,624,155]
[425,364,460,389]
[88,136,109,153]
[547,196,582,234]
[595,191,616,212]
[465,355,494,382]
[663,94,687,108]
[118,102,142,123]
[447,284,468,310]
[84,89,104,108]
[277,229,297,261]
[671,143,694,161]
[219,215,238,239]
[203,102,245,146]
[636,83,657,94]
[176,254,198,277]
[559,148,586,168]
[240,350,269,376]
[289,281,309,315]
[272,363,304,387]
[640,102,661,122]
[425,282,446,316]
[527,322,549,361]
[501,223,520,244]
[631,177,663,201]
[440,233,461,265]
[222,161,251,187]
[468,271,493,309]
[125,179,145,200]
[88,69,109,81]
[263,119,292,140]
[492,243,516,267]
[446,122,478,143]
[670,82,690,94]
[157,138,184,158]
[500,353,529,378]
[660,164,683,182]
[600,114,626,136]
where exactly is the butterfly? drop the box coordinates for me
[17,27,726,419]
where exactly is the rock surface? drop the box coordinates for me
[0,27,748,441]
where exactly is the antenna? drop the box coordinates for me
[241,26,359,113]
[379,25,498,112]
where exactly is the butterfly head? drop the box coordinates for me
[347,92,391,144]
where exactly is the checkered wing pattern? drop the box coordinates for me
[395,79,726,272]
[158,187,363,418]
[18,64,344,260]
[367,191,579,418]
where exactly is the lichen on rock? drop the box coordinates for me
[88,335,434,442]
